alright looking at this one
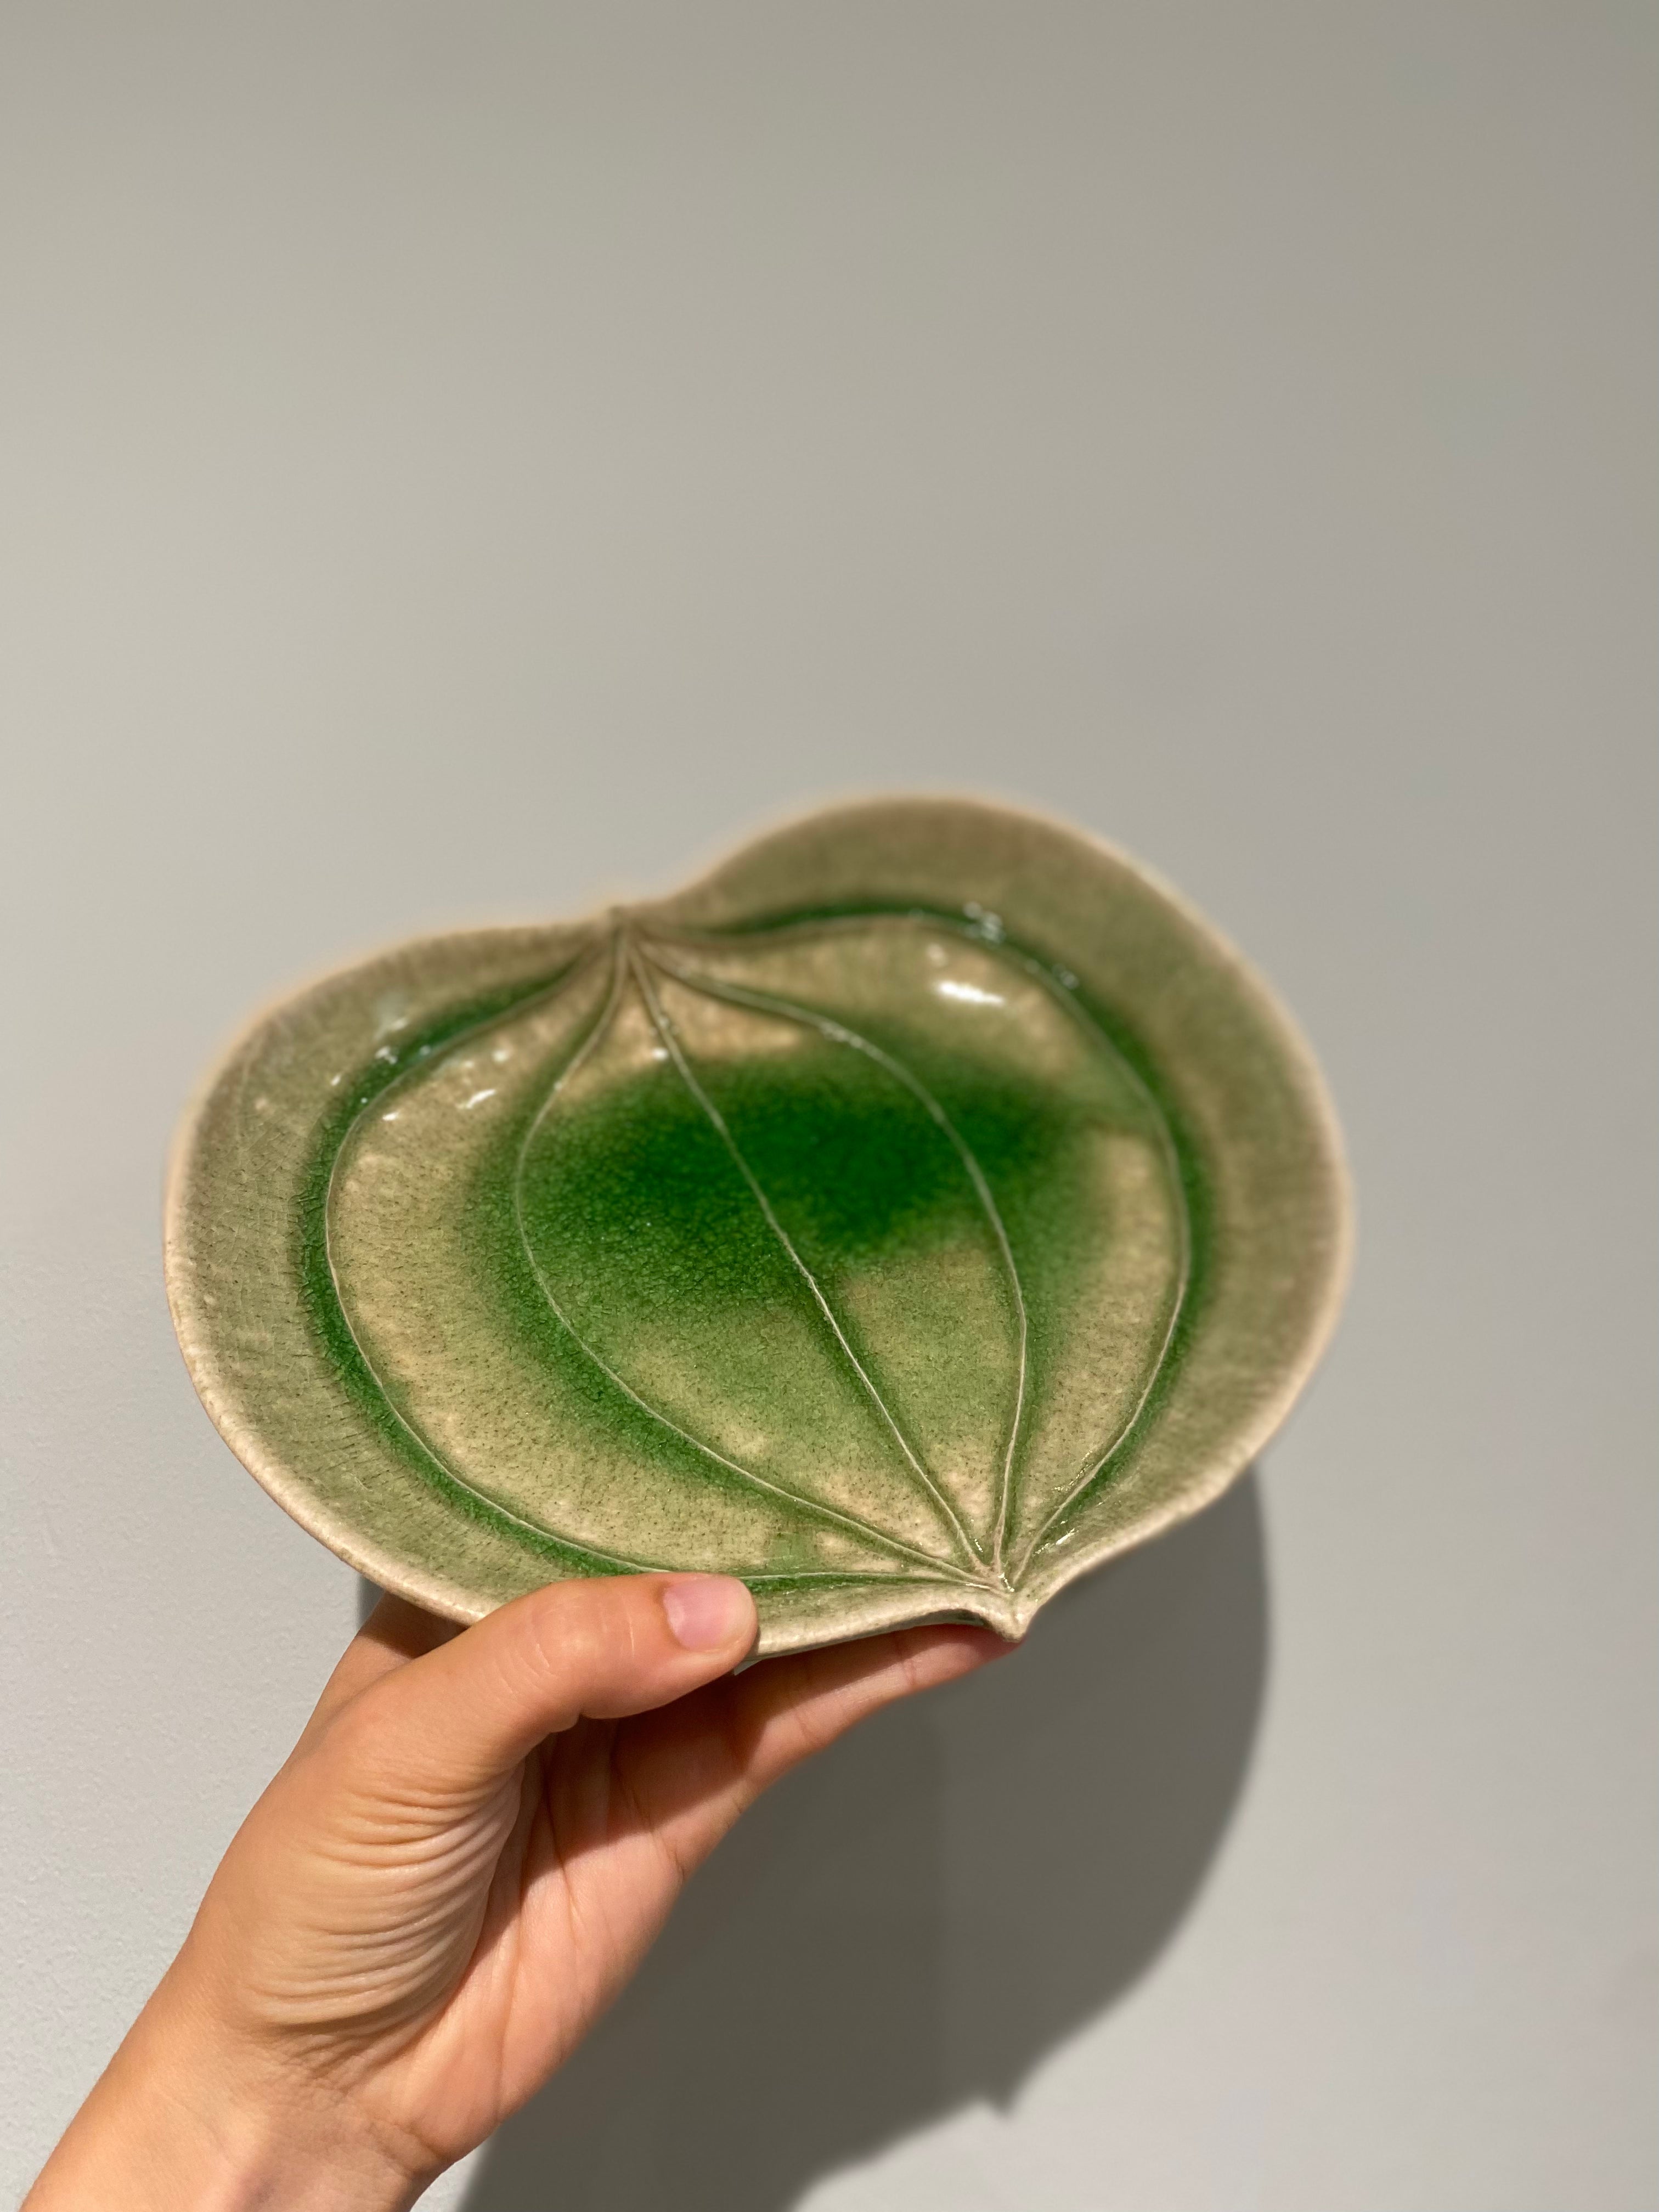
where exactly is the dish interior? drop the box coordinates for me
[313,906,1200,1612]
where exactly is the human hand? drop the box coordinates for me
[29,1574,1003,2209]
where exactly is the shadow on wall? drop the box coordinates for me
[365,1470,1268,2211]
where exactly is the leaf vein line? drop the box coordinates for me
[319,951,664,1577]
[631,944,985,1574]
[646,950,1031,1578]
[1003,965,1194,1581]
[507,938,981,1588]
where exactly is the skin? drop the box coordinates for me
[27,1572,1005,2210]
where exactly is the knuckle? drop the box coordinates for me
[301,1686,389,1788]
[516,1577,654,1712]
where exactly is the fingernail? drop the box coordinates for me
[661,1576,753,1652]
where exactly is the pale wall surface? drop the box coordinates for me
[2,6,1654,2208]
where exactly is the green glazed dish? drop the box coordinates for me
[165,798,1350,1655]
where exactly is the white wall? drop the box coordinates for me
[3,5,1653,2207]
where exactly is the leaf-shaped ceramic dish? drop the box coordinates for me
[166,798,1350,1654]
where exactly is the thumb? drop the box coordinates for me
[346,1572,757,1797]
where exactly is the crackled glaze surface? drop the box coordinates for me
[166,800,1350,1653]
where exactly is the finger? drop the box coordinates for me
[348,1572,757,1797]
[296,1593,463,1749]
[728,1622,1008,1796]
[611,1621,1009,1876]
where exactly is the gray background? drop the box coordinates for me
[3,4,1654,2207]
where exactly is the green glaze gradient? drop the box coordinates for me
[296,909,1206,1598]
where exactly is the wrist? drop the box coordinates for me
[27,1962,426,2212]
